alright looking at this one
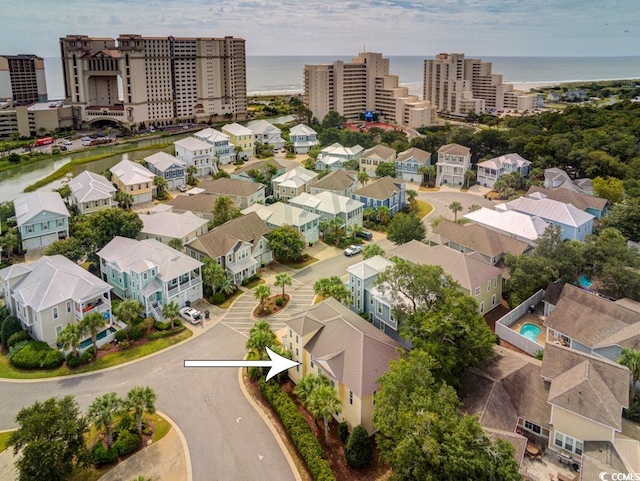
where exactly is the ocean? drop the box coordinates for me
[42,55,640,100]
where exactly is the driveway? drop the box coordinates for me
[413,184,497,224]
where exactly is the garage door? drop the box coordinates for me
[133,192,153,205]
[186,285,202,304]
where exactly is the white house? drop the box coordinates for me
[395,147,431,182]
[271,166,319,201]
[242,203,320,244]
[68,171,117,215]
[464,207,550,246]
[14,192,70,251]
[174,137,217,177]
[138,211,209,249]
[544,168,593,196]
[194,128,234,165]
[435,143,471,186]
[246,120,285,149]
[476,153,531,188]
[315,142,364,171]
[144,152,187,190]
[289,124,319,154]
[289,191,364,233]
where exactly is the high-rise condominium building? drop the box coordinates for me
[304,52,433,129]
[423,53,541,117]
[59,34,247,129]
[0,54,48,105]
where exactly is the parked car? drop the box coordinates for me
[176,184,188,192]
[355,230,373,241]
[59,146,67,151]
[179,307,202,325]
[344,245,363,257]
[62,139,73,145]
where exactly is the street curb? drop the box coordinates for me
[236,367,303,481]
[157,410,193,481]
[249,294,294,321]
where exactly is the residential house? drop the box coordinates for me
[563,89,587,101]
[138,211,209,249]
[544,284,640,362]
[174,137,217,177]
[167,194,219,220]
[395,147,431,182]
[462,344,636,479]
[359,144,396,177]
[289,192,364,233]
[527,185,608,219]
[14,191,70,250]
[496,193,595,241]
[194,128,233,165]
[284,298,401,434]
[435,143,471,186]
[271,166,318,201]
[185,212,272,285]
[315,142,363,171]
[197,177,265,208]
[310,169,358,197]
[97,237,203,318]
[109,159,155,206]
[476,153,531,188]
[246,119,285,149]
[222,122,255,158]
[352,176,406,216]
[544,168,593,196]
[289,124,319,154]
[144,152,186,190]
[242,203,320,244]
[0,255,113,348]
[464,207,550,246]
[546,91,561,103]
[229,159,287,183]
[68,171,117,215]
[389,241,503,315]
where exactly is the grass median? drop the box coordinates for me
[0,329,192,380]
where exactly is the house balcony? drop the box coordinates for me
[75,296,111,320]
[166,275,202,298]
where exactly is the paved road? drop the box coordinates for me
[0,322,296,481]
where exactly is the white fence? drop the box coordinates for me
[495,290,545,357]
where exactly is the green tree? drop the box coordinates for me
[202,257,227,293]
[254,284,272,314]
[168,237,183,251]
[8,396,89,481]
[162,301,180,330]
[363,207,375,222]
[57,323,83,359]
[73,208,143,256]
[294,373,329,405]
[246,321,277,360]
[266,225,306,262]
[344,424,372,468]
[313,276,353,304]
[124,386,157,436]
[153,176,168,199]
[0,230,20,257]
[505,254,559,306]
[464,169,476,188]
[186,165,198,185]
[618,348,640,403]
[592,176,625,204]
[448,201,463,221]
[219,276,235,296]
[318,219,330,239]
[321,111,346,130]
[347,223,362,240]
[468,204,481,213]
[56,185,71,200]
[43,237,85,263]
[357,171,370,186]
[328,216,346,245]
[406,189,418,212]
[376,205,391,225]
[114,299,143,325]
[419,164,436,184]
[87,392,122,447]
[82,312,105,358]
[306,383,342,445]
[363,244,385,259]
[115,191,134,210]
[210,195,241,228]
[274,272,292,299]
[386,213,426,244]
[375,161,396,178]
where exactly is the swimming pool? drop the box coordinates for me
[578,274,593,289]
[79,326,117,350]
[519,323,542,342]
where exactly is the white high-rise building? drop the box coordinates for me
[59,34,247,129]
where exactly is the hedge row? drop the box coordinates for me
[259,380,336,481]
[148,326,185,341]
[11,341,64,369]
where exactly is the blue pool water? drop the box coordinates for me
[79,327,117,349]
[578,275,593,289]
[520,323,542,342]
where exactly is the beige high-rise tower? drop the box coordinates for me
[59,34,247,128]
[0,54,48,105]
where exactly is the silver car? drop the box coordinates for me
[179,307,202,325]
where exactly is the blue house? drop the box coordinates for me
[14,192,70,251]
[526,185,608,220]
[395,147,431,182]
[145,152,186,190]
[352,176,406,216]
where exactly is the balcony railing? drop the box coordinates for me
[75,298,111,319]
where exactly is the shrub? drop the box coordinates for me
[7,340,29,360]
[114,329,129,342]
[248,366,263,381]
[11,341,64,369]
[1,316,23,348]
[92,442,118,466]
[129,325,145,341]
[241,273,260,286]
[275,297,284,307]
[210,292,226,305]
[147,327,184,341]
[138,317,154,331]
[66,355,82,369]
[113,430,141,457]
[259,380,335,481]
[7,330,31,348]
[337,421,350,444]
[344,424,372,468]
[117,339,132,349]
[153,321,172,331]
[79,350,93,365]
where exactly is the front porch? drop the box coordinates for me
[228,257,258,286]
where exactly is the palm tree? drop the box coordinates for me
[357,171,370,186]
[318,220,330,239]
[0,230,20,257]
[468,204,482,213]
[448,201,463,221]
[82,312,105,358]
[363,244,385,259]
[363,207,375,222]
[376,206,391,225]
[328,217,345,245]
[57,323,84,359]
[464,169,476,188]
[347,223,362,240]
[419,165,436,184]
[168,238,183,251]
[254,285,271,314]
[219,276,236,296]
[125,386,157,436]
[246,321,276,360]
[186,165,197,185]
[202,257,227,294]
[114,299,143,325]
[162,301,180,330]
[275,273,292,299]
[87,392,122,447]
[115,191,134,210]
[618,348,640,402]
[295,374,329,405]
[406,189,418,212]
[153,176,168,199]
[307,384,342,445]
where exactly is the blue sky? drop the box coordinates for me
[3,0,639,57]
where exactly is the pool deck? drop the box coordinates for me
[509,304,547,346]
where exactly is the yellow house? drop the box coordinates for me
[222,122,255,159]
[284,298,401,434]
[109,159,155,205]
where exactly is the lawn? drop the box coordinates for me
[244,277,266,289]
[218,289,245,309]
[414,200,434,219]
[0,330,192,380]
[0,430,14,452]
[282,256,319,269]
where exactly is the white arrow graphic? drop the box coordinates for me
[184,346,300,381]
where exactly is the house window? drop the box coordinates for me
[310,360,314,369]
[289,329,292,338]
[349,391,353,405]
[370,297,373,306]
[487,280,491,292]
[554,431,583,456]
[377,303,382,314]
[66,301,71,313]
[295,348,299,357]
[296,335,299,343]
[493,277,497,288]
[357,299,361,309]
[475,287,480,296]
[52,307,59,319]
[143,272,148,281]
[492,294,497,306]
[55,325,63,336]
[524,420,542,435]
[480,302,485,313]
